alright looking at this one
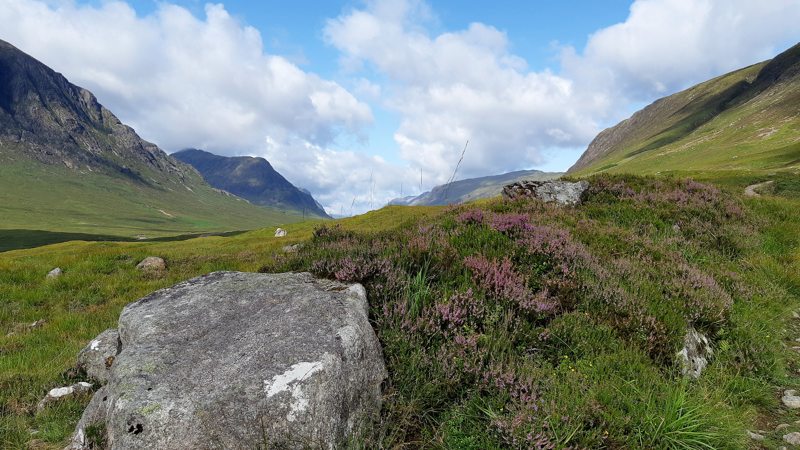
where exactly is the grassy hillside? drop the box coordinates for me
[569,43,800,177]
[0,151,308,250]
[2,175,799,448]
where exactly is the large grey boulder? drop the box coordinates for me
[76,329,120,384]
[502,180,589,205]
[68,271,386,450]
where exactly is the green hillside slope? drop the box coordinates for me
[0,40,302,245]
[569,43,800,176]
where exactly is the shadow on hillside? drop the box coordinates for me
[0,229,247,253]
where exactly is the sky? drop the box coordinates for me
[1,0,799,215]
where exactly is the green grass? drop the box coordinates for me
[1,174,800,449]
[0,155,308,240]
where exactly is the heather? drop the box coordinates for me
[2,174,800,449]
[263,174,796,448]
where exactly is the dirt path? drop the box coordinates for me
[744,180,775,197]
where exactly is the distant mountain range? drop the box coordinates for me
[172,149,329,219]
[390,169,560,206]
[0,39,303,237]
[569,42,800,175]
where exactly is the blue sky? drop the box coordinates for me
[2,0,799,213]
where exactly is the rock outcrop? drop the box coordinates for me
[502,180,589,206]
[676,326,713,379]
[68,271,386,450]
[135,257,166,272]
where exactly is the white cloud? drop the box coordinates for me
[0,0,372,153]
[563,0,800,101]
[325,5,601,187]
[325,0,800,188]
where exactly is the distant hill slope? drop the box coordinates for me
[569,42,800,176]
[390,169,560,206]
[0,39,302,238]
[172,149,329,218]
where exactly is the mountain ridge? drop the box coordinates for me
[0,39,302,238]
[172,149,330,218]
[569,42,800,175]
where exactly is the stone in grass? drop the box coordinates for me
[37,382,92,412]
[676,326,713,379]
[275,227,287,237]
[783,390,800,409]
[77,329,121,384]
[282,243,302,253]
[46,268,62,279]
[785,432,800,446]
[68,271,387,450]
[746,430,765,441]
[136,257,166,272]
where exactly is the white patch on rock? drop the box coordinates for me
[49,386,75,398]
[89,339,101,351]
[264,361,324,398]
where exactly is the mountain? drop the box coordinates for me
[569,42,800,176]
[390,169,560,206]
[172,149,330,218]
[0,39,303,238]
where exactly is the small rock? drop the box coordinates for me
[282,243,302,253]
[784,390,800,409]
[778,423,791,431]
[76,329,120,384]
[136,256,166,272]
[46,268,62,279]
[29,319,46,329]
[37,382,92,412]
[274,228,287,237]
[676,326,713,378]
[785,432,800,446]
[747,430,765,441]
[793,311,800,319]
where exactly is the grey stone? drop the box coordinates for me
[783,390,800,409]
[136,256,166,272]
[502,180,589,206]
[785,432,800,446]
[676,326,713,379]
[46,268,63,279]
[778,423,792,430]
[69,271,386,450]
[275,228,287,237]
[282,243,303,253]
[746,430,765,441]
[66,386,110,450]
[77,329,121,384]
[37,382,92,412]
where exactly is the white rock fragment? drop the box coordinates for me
[37,382,92,411]
[274,228,287,237]
[46,267,63,279]
[784,390,800,409]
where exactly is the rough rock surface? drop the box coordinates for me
[502,180,589,205]
[785,432,800,446]
[783,390,800,409]
[676,326,713,378]
[37,382,92,412]
[77,329,120,384]
[275,228,287,237]
[46,268,62,279]
[68,271,386,450]
[135,257,166,272]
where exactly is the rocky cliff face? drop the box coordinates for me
[0,39,194,185]
[173,149,330,218]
